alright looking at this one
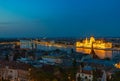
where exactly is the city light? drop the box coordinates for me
[76,36,112,49]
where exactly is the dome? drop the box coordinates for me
[90,36,95,43]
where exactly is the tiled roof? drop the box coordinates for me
[81,70,92,75]
[83,66,93,71]
[0,60,31,71]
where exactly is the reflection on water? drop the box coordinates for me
[76,48,112,59]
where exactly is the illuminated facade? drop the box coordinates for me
[76,36,112,49]
[115,62,120,69]
[20,40,37,49]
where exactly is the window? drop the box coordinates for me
[82,74,84,76]
[85,76,88,79]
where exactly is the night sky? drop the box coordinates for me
[0,0,120,38]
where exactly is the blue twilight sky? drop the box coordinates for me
[0,0,120,38]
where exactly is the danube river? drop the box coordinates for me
[76,48,120,59]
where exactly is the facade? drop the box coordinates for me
[0,61,30,81]
[76,65,106,81]
[20,40,58,50]
[37,41,73,53]
[17,69,29,81]
[76,66,93,81]
[20,40,37,49]
[76,36,112,49]
[0,67,18,81]
[20,39,74,53]
[42,56,63,64]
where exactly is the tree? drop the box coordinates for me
[53,66,69,81]
[29,68,54,81]
[93,70,98,81]
[110,71,120,81]
[13,53,20,61]
[72,58,77,80]
[5,54,9,61]
[77,76,81,81]
[104,57,110,61]
[73,59,77,68]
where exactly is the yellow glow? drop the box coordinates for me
[115,63,120,69]
[76,36,112,49]
[76,48,112,59]
[90,36,95,44]
[36,41,68,48]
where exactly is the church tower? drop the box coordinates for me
[90,42,99,59]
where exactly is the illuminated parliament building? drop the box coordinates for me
[76,36,112,49]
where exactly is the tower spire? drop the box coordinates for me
[90,42,95,55]
[90,42,99,59]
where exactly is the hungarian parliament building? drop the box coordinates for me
[76,36,112,49]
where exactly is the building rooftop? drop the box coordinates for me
[0,60,31,71]
[83,66,93,71]
[84,59,115,67]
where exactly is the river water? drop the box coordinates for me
[76,48,117,59]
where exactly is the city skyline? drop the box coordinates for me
[0,0,120,38]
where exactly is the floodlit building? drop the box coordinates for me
[20,40,37,49]
[76,36,112,49]
[76,66,93,81]
[114,62,120,69]
[76,65,107,81]
[0,61,31,81]
[42,56,63,64]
